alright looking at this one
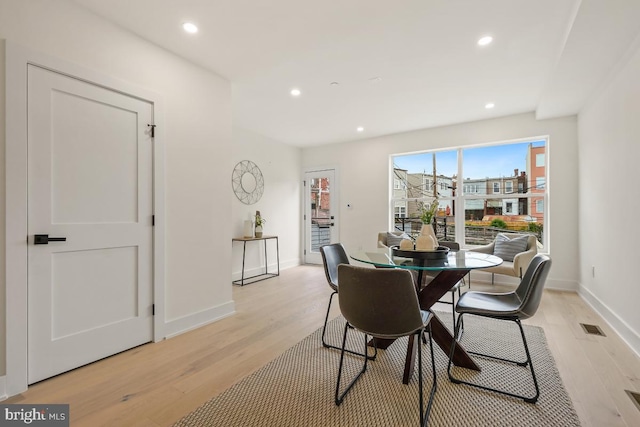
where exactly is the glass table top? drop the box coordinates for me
[350,247,503,271]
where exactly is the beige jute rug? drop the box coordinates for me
[174,313,580,426]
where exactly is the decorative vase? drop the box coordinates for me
[243,220,253,238]
[255,225,263,238]
[420,223,438,247]
[416,235,437,251]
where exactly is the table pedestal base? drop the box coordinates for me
[370,268,480,384]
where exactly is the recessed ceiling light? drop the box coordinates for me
[182,22,198,34]
[356,127,364,132]
[478,36,493,46]
[485,102,495,109]
[290,88,301,97]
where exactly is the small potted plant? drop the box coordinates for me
[419,199,439,226]
[254,210,266,238]
[418,199,439,246]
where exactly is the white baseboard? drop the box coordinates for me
[280,258,301,270]
[578,284,640,358]
[232,258,300,282]
[544,277,579,291]
[163,301,236,339]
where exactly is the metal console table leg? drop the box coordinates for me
[232,236,280,286]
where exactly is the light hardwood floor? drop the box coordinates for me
[5,265,640,426]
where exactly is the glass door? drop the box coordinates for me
[304,169,338,264]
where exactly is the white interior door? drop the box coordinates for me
[304,169,338,264]
[27,65,154,384]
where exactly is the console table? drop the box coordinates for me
[232,235,280,286]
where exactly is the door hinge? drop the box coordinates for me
[303,180,306,187]
[304,249,306,255]
[152,304,155,315]
[147,124,156,138]
[304,214,306,220]
[152,215,155,226]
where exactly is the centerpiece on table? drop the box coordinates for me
[392,198,449,259]
[417,199,439,250]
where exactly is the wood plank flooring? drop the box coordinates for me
[5,265,640,426]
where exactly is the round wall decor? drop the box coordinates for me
[232,160,264,205]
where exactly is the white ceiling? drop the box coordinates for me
[73,0,640,147]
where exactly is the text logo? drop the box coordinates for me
[0,405,69,426]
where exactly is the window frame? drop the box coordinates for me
[390,137,548,250]
[505,181,513,193]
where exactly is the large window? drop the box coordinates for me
[391,139,547,248]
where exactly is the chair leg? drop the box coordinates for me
[335,322,370,406]
[451,291,456,330]
[323,291,376,360]
[321,291,337,348]
[419,325,437,427]
[447,314,540,403]
[454,286,464,339]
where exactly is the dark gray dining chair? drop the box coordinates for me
[335,264,437,427]
[320,244,376,360]
[447,254,552,403]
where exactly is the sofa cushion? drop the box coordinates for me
[493,234,529,262]
[482,261,516,276]
[386,232,412,247]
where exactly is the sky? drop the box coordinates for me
[393,140,545,179]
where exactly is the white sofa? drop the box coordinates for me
[377,231,409,248]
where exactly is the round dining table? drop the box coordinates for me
[350,247,503,384]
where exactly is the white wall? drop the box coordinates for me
[578,39,640,355]
[0,0,233,387]
[0,38,5,386]
[301,112,579,291]
[231,127,302,278]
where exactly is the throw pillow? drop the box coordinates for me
[386,232,411,247]
[493,234,529,262]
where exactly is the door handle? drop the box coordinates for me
[34,234,67,245]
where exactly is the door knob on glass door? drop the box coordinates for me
[34,234,67,245]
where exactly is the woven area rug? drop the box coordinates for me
[174,313,580,426]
